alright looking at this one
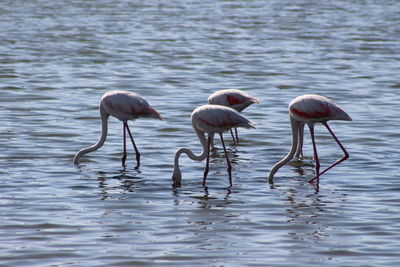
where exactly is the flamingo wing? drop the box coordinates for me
[208,89,260,112]
[289,94,351,122]
[101,91,162,121]
[192,105,255,134]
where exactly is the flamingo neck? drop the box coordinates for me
[73,105,109,164]
[294,124,305,158]
[172,128,209,187]
[269,116,301,181]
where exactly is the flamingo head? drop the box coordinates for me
[172,166,182,188]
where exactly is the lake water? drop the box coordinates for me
[1,0,400,266]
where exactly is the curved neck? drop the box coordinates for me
[294,124,305,158]
[73,105,109,164]
[172,128,209,186]
[269,116,301,180]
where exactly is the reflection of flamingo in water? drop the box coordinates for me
[208,89,259,144]
[269,94,352,185]
[73,91,162,167]
[172,104,255,188]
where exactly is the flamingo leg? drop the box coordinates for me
[308,124,320,185]
[219,133,233,188]
[202,134,212,187]
[235,128,239,144]
[122,123,127,166]
[124,122,141,169]
[308,122,349,183]
[229,129,236,144]
[210,133,215,147]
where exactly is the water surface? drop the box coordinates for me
[1,0,400,266]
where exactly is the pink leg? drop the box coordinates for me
[219,133,233,188]
[308,124,320,185]
[202,134,212,187]
[235,128,239,144]
[122,123,127,166]
[308,122,349,183]
[125,122,140,169]
[229,129,237,144]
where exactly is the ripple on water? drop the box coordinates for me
[1,0,400,266]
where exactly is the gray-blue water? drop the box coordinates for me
[1,0,400,266]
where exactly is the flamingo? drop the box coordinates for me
[208,89,259,144]
[268,94,352,185]
[73,90,162,167]
[172,104,255,188]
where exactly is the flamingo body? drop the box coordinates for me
[289,94,351,123]
[73,90,161,166]
[172,104,255,188]
[269,94,351,186]
[208,89,260,112]
[192,105,255,134]
[208,89,259,143]
[101,91,162,121]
